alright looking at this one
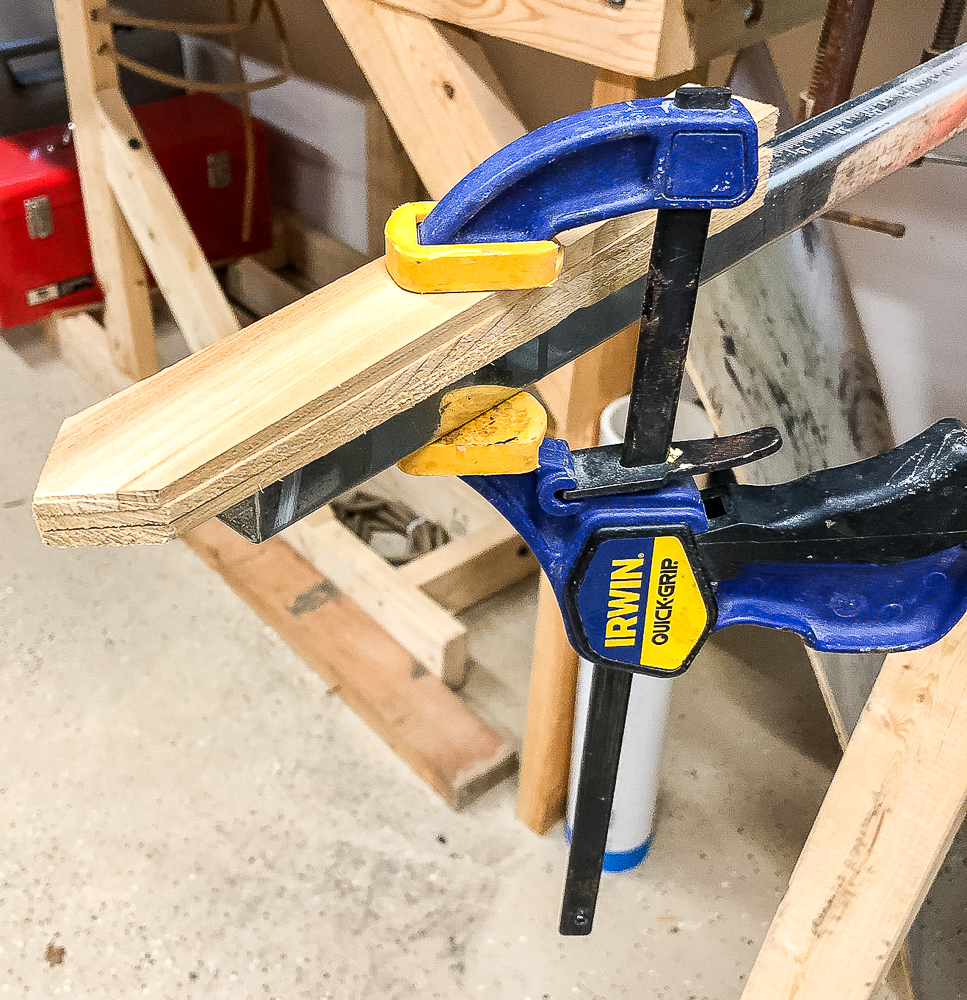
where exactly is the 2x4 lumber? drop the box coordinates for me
[52,0,157,382]
[374,0,825,80]
[279,210,371,289]
[95,90,241,352]
[323,0,525,199]
[254,216,290,272]
[364,101,426,255]
[224,257,305,318]
[31,98,778,548]
[740,612,967,1000]
[185,519,517,809]
[282,507,470,687]
[515,573,583,833]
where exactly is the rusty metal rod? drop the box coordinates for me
[923,0,967,61]
[821,210,906,238]
[798,0,877,122]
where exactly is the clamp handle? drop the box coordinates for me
[420,90,759,246]
[464,420,967,668]
[702,418,967,651]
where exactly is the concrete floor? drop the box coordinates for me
[1,325,848,998]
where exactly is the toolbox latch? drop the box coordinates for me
[24,195,53,239]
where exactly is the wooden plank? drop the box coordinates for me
[254,215,290,272]
[184,518,517,809]
[740,614,967,1000]
[398,517,538,612]
[324,0,525,200]
[281,211,371,289]
[224,257,305,317]
[374,0,825,79]
[31,99,778,547]
[38,312,134,398]
[515,573,581,833]
[282,507,470,686]
[364,101,425,256]
[95,90,240,352]
[52,0,157,381]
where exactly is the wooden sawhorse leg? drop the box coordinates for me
[742,613,967,999]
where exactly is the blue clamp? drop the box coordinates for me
[464,423,967,677]
[385,93,759,292]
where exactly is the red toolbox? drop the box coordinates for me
[0,92,271,329]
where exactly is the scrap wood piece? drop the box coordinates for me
[185,518,517,809]
[31,98,778,548]
[53,0,157,381]
[740,612,967,1000]
[39,312,134,399]
[95,89,241,352]
[398,517,538,613]
[281,506,470,688]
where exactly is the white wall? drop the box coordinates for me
[1,0,57,41]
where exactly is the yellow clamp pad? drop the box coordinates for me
[385,202,563,293]
[398,389,547,476]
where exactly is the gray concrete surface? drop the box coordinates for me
[1,327,846,998]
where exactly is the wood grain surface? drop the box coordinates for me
[185,518,517,809]
[324,0,525,200]
[374,0,825,79]
[53,0,157,380]
[740,612,967,1000]
[32,99,777,547]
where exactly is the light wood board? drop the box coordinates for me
[281,506,470,687]
[740,611,967,1000]
[185,518,517,809]
[324,0,525,200]
[95,90,240,352]
[32,98,778,547]
[53,0,157,381]
[373,0,825,80]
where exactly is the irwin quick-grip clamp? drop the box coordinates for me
[386,87,967,937]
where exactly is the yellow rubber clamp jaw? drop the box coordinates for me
[384,202,563,293]
[398,390,548,477]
